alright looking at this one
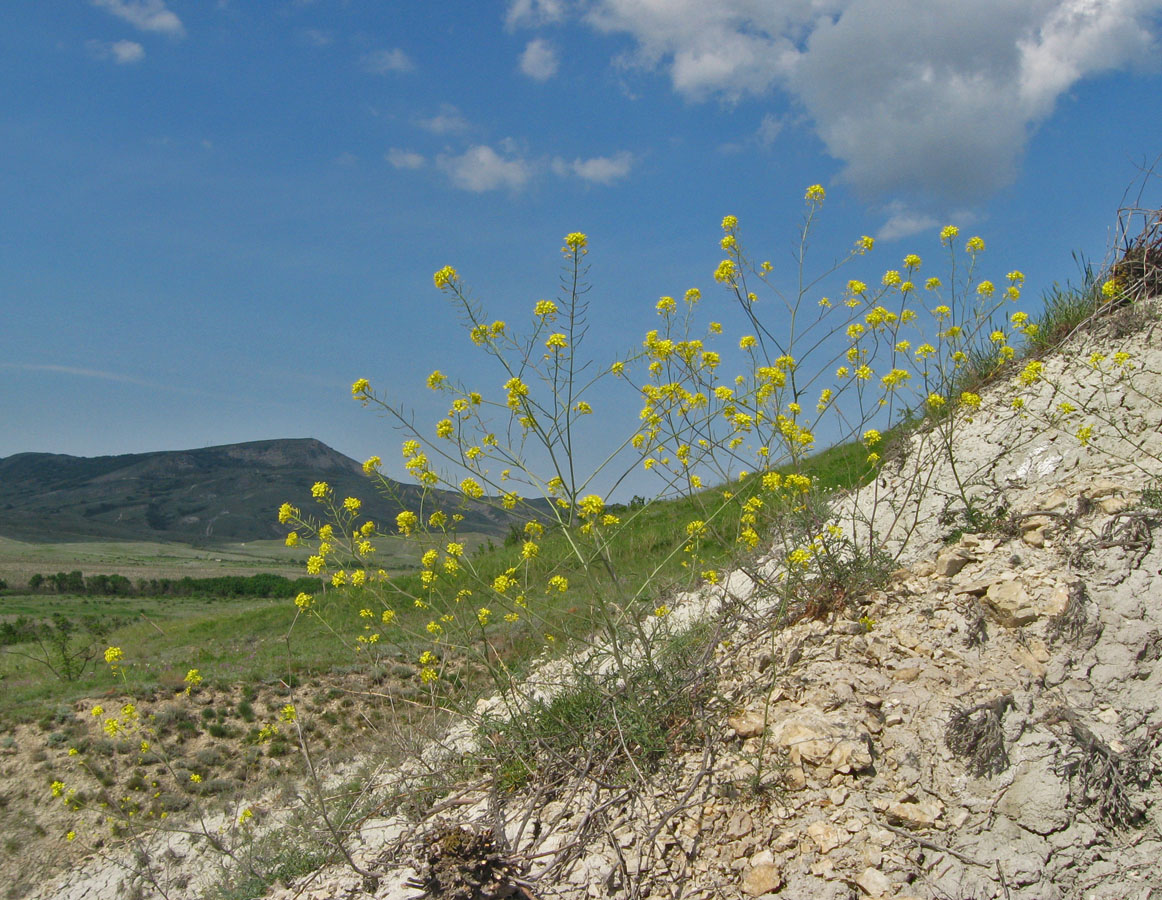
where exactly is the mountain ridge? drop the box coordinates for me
[0,438,518,543]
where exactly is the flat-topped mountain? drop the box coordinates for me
[0,438,520,543]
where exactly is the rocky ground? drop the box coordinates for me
[24,302,1162,899]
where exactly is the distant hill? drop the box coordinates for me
[0,438,526,544]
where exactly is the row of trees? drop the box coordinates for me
[22,571,323,598]
[28,571,133,595]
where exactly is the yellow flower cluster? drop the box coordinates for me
[714,259,738,284]
[433,265,458,289]
[1018,360,1044,385]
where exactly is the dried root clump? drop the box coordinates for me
[945,695,1013,777]
[408,825,526,900]
[1049,708,1162,830]
[1072,510,1157,570]
[963,602,989,649]
[1048,580,1100,649]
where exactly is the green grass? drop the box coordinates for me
[0,533,494,590]
[481,619,715,791]
[0,431,887,725]
[1025,255,1104,356]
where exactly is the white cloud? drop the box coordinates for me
[583,0,815,101]
[302,28,333,47]
[440,145,531,192]
[387,148,426,169]
[876,205,939,242]
[520,38,559,80]
[418,104,470,134]
[756,113,782,149]
[506,0,567,29]
[1,362,157,388]
[574,0,1162,200]
[552,151,634,184]
[361,48,414,74]
[92,0,185,37]
[87,38,145,64]
[111,39,145,63]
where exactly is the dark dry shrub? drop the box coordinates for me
[195,747,226,768]
[963,602,988,648]
[198,777,237,796]
[1050,707,1161,829]
[946,694,1013,777]
[410,826,519,900]
[1048,580,1096,647]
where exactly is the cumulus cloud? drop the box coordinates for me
[876,204,940,242]
[418,104,470,134]
[552,151,634,184]
[506,0,567,29]
[583,0,812,101]
[387,148,426,169]
[440,145,532,192]
[572,0,1162,201]
[789,0,1160,199]
[87,38,145,64]
[361,48,414,74]
[520,38,559,80]
[91,0,185,37]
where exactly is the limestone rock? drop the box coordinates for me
[728,711,766,739]
[769,710,835,765]
[725,810,754,840]
[807,820,846,854]
[1021,514,1052,547]
[854,867,894,898]
[983,577,1071,627]
[886,799,943,828]
[934,546,975,577]
[741,863,783,896]
[828,739,873,773]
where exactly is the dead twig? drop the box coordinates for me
[876,820,987,867]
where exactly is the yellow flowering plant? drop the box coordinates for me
[284,187,1048,712]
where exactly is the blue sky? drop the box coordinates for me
[3,0,1161,494]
